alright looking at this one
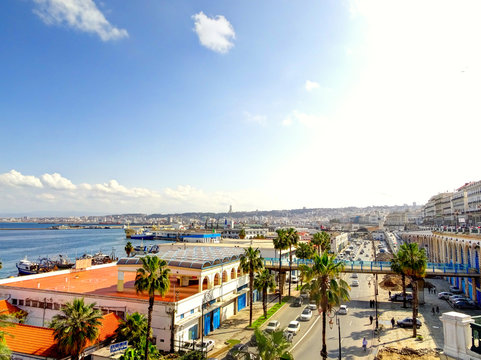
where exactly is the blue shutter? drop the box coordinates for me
[189,325,198,340]
[213,308,220,330]
[204,312,211,335]
[238,293,246,311]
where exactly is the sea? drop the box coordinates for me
[0,222,154,279]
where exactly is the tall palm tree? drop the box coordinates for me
[240,247,264,327]
[295,242,315,289]
[273,229,289,304]
[125,242,134,257]
[301,252,350,360]
[254,269,276,319]
[49,298,103,360]
[286,228,299,297]
[398,243,427,337]
[115,312,147,349]
[135,256,171,360]
[391,253,408,308]
[254,328,293,360]
[311,232,330,256]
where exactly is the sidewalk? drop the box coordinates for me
[207,285,299,358]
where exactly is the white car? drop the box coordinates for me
[351,280,359,287]
[300,307,312,321]
[308,301,317,310]
[265,320,280,333]
[351,273,358,278]
[194,339,215,352]
[286,320,301,335]
[338,305,348,315]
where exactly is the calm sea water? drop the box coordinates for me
[0,223,152,278]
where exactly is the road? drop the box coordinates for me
[289,237,383,359]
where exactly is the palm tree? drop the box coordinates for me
[239,228,246,239]
[254,269,276,319]
[135,256,171,360]
[0,339,10,360]
[391,252,408,308]
[240,247,264,327]
[273,229,289,304]
[125,242,134,257]
[295,242,315,289]
[301,252,350,360]
[49,298,103,360]
[0,311,12,360]
[397,243,427,337]
[286,228,299,297]
[254,328,293,360]
[115,312,147,349]
[311,232,330,255]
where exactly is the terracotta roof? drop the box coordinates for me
[0,299,24,316]
[1,323,61,358]
[0,313,120,359]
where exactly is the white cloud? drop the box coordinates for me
[305,80,320,92]
[33,0,128,41]
[192,11,235,54]
[0,170,43,188]
[244,111,267,127]
[41,173,77,190]
[283,110,328,128]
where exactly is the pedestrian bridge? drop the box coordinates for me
[262,258,481,278]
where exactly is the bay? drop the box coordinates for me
[0,223,159,278]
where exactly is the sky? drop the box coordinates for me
[1,0,481,216]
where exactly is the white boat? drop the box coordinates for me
[16,258,39,275]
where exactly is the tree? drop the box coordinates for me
[295,242,315,289]
[240,247,264,327]
[397,243,427,337]
[0,339,10,360]
[311,232,330,255]
[115,312,147,349]
[135,256,171,360]
[49,298,103,360]
[0,312,12,360]
[300,252,350,360]
[180,350,204,360]
[391,253,408,308]
[239,228,246,239]
[286,228,299,297]
[254,269,276,319]
[255,328,293,360]
[119,337,159,360]
[125,242,134,258]
[273,229,289,304]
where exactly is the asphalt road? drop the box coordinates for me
[291,238,383,359]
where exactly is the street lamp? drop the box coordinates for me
[328,309,342,360]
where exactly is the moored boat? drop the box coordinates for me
[130,231,154,240]
[16,258,39,275]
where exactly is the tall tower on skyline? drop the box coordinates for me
[228,205,232,213]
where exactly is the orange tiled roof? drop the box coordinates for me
[1,313,120,358]
[0,299,23,316]
[1,323,61,358]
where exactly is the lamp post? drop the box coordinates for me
[328,309,342,360]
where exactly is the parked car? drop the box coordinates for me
[248,334,257,347]
[265,320,280,333]
[397,317,422,328]
[195,339,215,352]
[438,292,453,300]
[390,293,413,302]
[453,299,478,310]
[308,301,317,310]
[450,286,463,294]
[351,280,359,287]
[226,344,251,360]
[300,308,312,321]
[293,297,303,307]
[289,275,299,283]
[351,273,358,278]
[286,321,301,335]
[337,305,348,315]
[300,290,309,299]
[448,295,467,304]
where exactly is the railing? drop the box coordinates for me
[262,258,472,274]
[471,322,481,354]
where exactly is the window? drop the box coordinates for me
[25,300,31,307]
[190,309,194,315]
[31,301,38,308]
[18,299,24,306]
[54,303,60,310]
[46,303,53,310]
[180,314,184,319]
[12,299,17,305]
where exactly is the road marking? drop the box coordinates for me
[291,314,320,351]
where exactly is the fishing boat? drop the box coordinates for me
[52,254,74,269]
[130,231,154,240]
[16,258,40,275]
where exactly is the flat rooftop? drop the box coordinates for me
[1,265,197,302]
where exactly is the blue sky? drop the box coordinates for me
[1,0,481,215]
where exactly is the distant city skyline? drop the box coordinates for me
[1,1,480,215]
